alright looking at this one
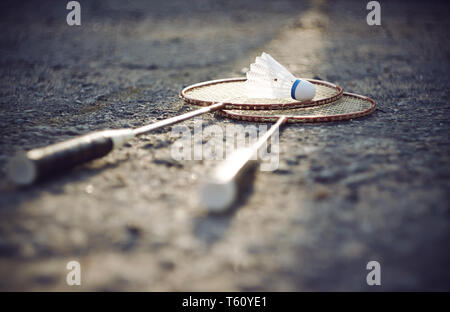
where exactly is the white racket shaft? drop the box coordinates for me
[200,116,287,212]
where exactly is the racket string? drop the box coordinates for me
[224,96,373,117]
[183,80,340,105]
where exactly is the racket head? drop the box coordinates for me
[180,77,343,110]
[217,92,376,123]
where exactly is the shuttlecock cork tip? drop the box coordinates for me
[291,78,316,101]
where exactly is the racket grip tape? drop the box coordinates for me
[8,129,134,185]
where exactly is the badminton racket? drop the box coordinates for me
[200,92,376,212]
[7,78,342,185]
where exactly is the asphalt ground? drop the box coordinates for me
[0,0,449,291]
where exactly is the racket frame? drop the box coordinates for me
[180,77,343,110]
[217,92,376,123]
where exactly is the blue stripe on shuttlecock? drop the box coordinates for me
[291,79,301,99]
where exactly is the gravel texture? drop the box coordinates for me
[0,0,449,291]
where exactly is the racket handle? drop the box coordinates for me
[199,117,287,212]
[200,148,258,213]
[8,129,135,186]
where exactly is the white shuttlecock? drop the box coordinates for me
[245,52,316,101]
